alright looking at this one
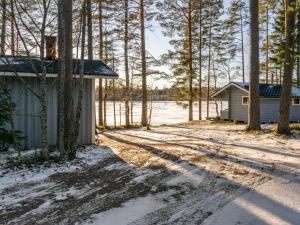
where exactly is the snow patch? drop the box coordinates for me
[87,195,165,225]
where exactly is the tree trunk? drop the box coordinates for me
[280,67,282,84]
[198,0,202,120]
[188,0,193,121]
[10,0,15,56]
[207,6,212,119]
[297,9,300,87]
[63,0,75,157]
[277,0,296,134]
[240,3,245,83]
[131,69,134,124]
[265,1,269,84]
[87,0,93,60]
[1,0,6,55]
[104,79,107,128]
[39,0,49,160]
[57,0,65,156]
[247,0,261,131]
[40,76,49,160]
[103,37,108,128]
[124,0,130,127]
[98,0,104,127]
[73,0,86,149]
[113,80,116,128]
[212,55,219,117]
[140,0,148,127]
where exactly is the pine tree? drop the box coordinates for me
[0,0,6,55]
[98,0,104,127]
[156,0,209,121]
[259,0,277,83]
[277,0,297,134]
[269,1,285,84]
[224,0,248,83]
[247,0,261,131]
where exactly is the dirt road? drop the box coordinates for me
[1,122,299,225]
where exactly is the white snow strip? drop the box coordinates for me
[87,195,165,225]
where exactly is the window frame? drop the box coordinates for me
[292,98,300,105]
[242,96,249,105]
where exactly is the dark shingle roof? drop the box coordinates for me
[0,56,117,78]
[234,82,300,98]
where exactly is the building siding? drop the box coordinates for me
[260,98,300,123]
[230,87,248,122]
[3,77,95,149]
[219,86,300,123]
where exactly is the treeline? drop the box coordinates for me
[96,84,214,101]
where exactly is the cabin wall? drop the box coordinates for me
[260,98,300,123]
[218,86,300,123]
[2,77,95,149]
[229,87,248,122]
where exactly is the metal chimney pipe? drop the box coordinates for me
[45,36,57,60]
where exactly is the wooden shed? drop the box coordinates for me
[0,56,117,149]
[211,82,300,123]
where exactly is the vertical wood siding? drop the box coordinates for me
[3,77,95,149]
[230,87,248,122]
[260,98,300,123]
[224,86,300,123]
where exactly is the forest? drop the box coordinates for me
[0,1,300,224]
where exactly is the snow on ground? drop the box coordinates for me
[1,122,300,225]
[88,194,166,225]
[0,146,114,213]
[97,101,224,126]
[202,172,300,225]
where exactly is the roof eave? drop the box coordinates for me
[211,82,249,98]
[0,72,118,79]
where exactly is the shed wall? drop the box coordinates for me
[220,86,300,123]
[2,77,95,149]
[230,87,248,122]
[260,98,300,123]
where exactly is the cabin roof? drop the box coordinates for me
[0,56,118,79]
[211,82,300,98]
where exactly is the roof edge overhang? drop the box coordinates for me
[0,72,118,79]
[211,82,249,98]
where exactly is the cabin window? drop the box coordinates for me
[242,96,249,105]
[293,98,300,105]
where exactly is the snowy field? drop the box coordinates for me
[96,101,226,126]
[0,122,300,224]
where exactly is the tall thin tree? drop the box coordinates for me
[247,0,261,130]
[140,0,147,126]
[87,0,93,60]
[1,0,6,55]
[277,0,296,134]
[10,0,15,56]
[124,0,130,127]
[63,0,75,157]
[98,0,104,127]
[198,0,202,120]
[188,0,193,121]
